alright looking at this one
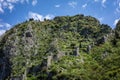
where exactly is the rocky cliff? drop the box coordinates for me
[0,14,120,80]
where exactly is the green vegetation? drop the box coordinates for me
[0,14,120,80]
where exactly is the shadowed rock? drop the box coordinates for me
[73,47,79,56]
[96,36,107,45]
[0,58,11,80]
[25,32,32,37]
[87,45,92,53]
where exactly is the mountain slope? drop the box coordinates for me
[0,14,120,80]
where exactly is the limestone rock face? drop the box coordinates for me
[25,32,32,37]
[115,20,120,39]
[0,14,116,80]
[0,57,11,80]
[0,23,38,80]
[73,47,79,56]
[96,35,108,45]
[87,45,91,53]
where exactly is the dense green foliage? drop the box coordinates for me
[0,14,120,80]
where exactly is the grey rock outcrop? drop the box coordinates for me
[73,47,79,56]
[0,23,39,80]
[96,35,107,45]
[0,57,11,80]
[87,45,92,53]
[25,32,32,37]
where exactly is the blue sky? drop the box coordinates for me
[0,0,120,35]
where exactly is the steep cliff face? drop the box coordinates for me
[0,56,11,80]
[1,14,119,80]
[115,20,120,39]
[0,33,12,80]
[0,22,40,79]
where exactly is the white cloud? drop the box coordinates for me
[28,12,54,21]
[102,0,106,4]
[117,0,120,2]
[5,23,11,29]
[3,2,8,7]
[116,8,120,13]
[0,30,6,36]
[8,3,14,12]
[26,0,29,3]
[102,0,107,7]
[55,5,60,8]
[82,3,87,8]
[44,14,54,20]
[115,1,120,14]
[94,0,99,2]
[68,1,77,8]
[0,0,37,13]
[0,7,4,13]
[32,0,37,6]
[98,17,104,22]
[28,12,44,21]
[0,24,3,27]
[0,0,4,2]
[20,0,28,3]
[0,22,11,29]
[94,0,107,7]
[7,0,19,3]
[114,18,120,26]
[0,21,11,36]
